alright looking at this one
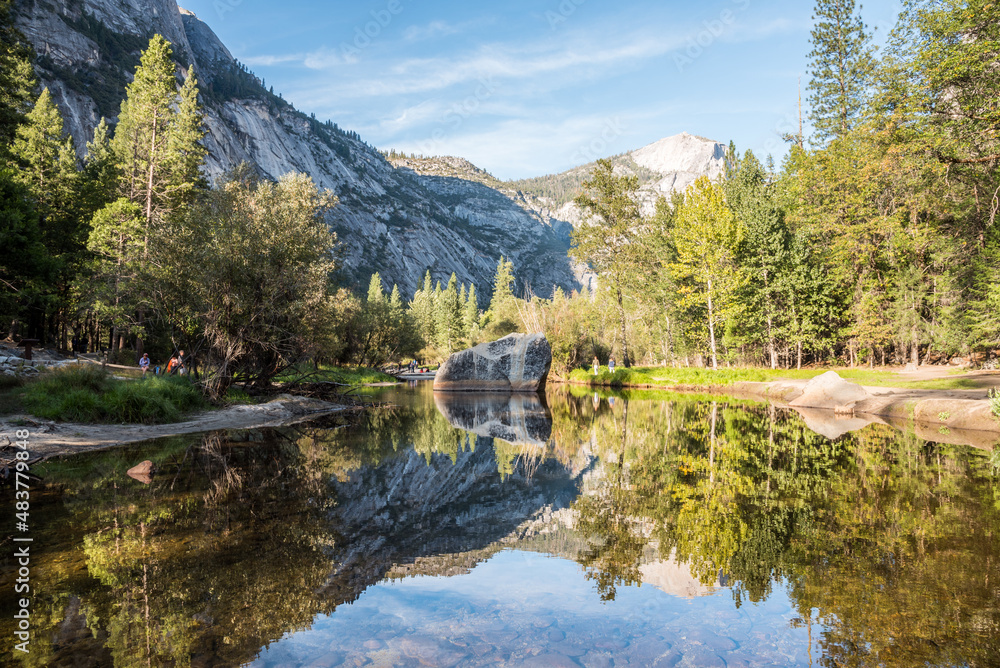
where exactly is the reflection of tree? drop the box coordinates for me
[6,431,338,667]
[551,389,1000,664]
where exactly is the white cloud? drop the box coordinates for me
[402,20,461,42]
[242,53,304,67]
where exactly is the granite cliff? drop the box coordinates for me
[12,0,725,299]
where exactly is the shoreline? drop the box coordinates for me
[558,372,1000,450]
[0,395,352,461]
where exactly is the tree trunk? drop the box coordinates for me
[767,313,778,370]
[707,278,718,370]
[615,285,631,368]
[709,402,718,484]
[797,340,802,370]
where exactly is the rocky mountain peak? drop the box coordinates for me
[630,132,726,176]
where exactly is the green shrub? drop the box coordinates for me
[22,366,205,424]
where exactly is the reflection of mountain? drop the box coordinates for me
[322,440,580,604]
[639,553,722,599]
[433,391,552,447]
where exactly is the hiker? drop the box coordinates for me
[139,353,150,377]
[592,356,599,375]
[177,350,187,375]
[609,357,616,373]
[166,354,179,375]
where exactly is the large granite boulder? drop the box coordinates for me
[789,371,870,413]
[434,333,551,392]
[433,392,552,447]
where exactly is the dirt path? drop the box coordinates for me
[0,396,351,460]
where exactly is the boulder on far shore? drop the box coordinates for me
[434,333,551,393]
[789,371,870,413]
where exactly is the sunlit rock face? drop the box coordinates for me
[433,392,552,447]
[434,334,552,392]
[12,1,581,299]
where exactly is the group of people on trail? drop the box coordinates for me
[138,350,187,378]
[592,356,617,375]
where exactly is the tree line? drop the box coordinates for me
[0,2,536,397]
[502,0,1000,373]
[3,0,998,390]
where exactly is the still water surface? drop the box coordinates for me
[1,383,998,667]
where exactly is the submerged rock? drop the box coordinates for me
[434,392,552,447]
[126,460,155,485]
[434,333,552,392]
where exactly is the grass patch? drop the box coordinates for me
[20,365,206,424]
[221,386,260,406]
[275,363,397,385]
[567,366,817,387]
[566,365,984,391]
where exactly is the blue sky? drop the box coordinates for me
[178,0,902,180]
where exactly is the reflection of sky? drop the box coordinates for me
[249,550,822,667]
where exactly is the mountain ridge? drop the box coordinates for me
[12,0,726,299]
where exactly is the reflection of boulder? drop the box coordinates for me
[434,392,552,447]
[789,371,869,413]
[791,407,884,440]
[434,333,551,392]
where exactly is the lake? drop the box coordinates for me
[1,382,998,667]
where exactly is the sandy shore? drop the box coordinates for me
[0,395,351,460]
[728,368,1000,450]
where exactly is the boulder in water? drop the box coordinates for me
[434,333,551,392]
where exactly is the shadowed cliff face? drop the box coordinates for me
[323,440,581,605]
[11,0,581,298]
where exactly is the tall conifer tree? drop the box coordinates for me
[807,0,874,143]
[0,0,35,155]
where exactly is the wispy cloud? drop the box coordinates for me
[242,53,305,67]
[402,20,466,42]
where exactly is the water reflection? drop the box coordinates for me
[0,384,997,667]
[433,391,552,447]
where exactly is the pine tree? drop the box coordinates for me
[434,273,463,352]
[113,35,206,239]
[485,256,518,335]
[11,88,79,242]
[571,159,647,367]
[673,176,744,370]
[410,270,436,346]
[166,66,208,206]
[367,272,385,305]
[464,283,479,344]
[81,118,118,213]
[11,87,85,344]
[727,150,790,368]
[807,0,874,143]
[0,0,35,155]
